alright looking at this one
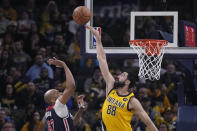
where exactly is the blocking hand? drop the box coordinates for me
[85,25,101,43]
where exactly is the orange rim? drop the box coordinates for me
[129,39,168,56]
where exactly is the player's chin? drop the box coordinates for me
[114,81,125,89]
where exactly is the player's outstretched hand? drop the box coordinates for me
[47,57,66,68]
[85,25,101,43]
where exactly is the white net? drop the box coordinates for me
[130,40,167,81]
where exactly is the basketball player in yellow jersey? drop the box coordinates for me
[86,25,158,131]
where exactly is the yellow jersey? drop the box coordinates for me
[101,89,134,131]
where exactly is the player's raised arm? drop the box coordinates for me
[130,97,158,131]
[86,25,115,95]
[48,57,76,105]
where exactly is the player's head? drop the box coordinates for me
[44,89,61,105]
[114,72,131,89]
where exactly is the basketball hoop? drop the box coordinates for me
[129,39,168,81]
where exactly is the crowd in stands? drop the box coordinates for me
[0,0,195,131]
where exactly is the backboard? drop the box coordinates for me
[81,0,197,58]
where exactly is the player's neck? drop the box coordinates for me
[117,87,129,95]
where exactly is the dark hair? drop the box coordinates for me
[114,80,126,89]
[28,111,40,131]
[1,121,16,130]
[127,73,136,89]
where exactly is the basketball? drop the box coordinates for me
[72,6,91,25]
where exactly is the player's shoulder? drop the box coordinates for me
[128,97,141,110]
[107,88,116,96]
[129,92,135,97]
[54,99,68,109]
[53,99,69,118]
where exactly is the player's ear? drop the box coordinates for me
[51,97,56,104]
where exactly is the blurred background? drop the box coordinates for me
[0,0,196,131]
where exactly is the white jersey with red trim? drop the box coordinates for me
[45,99,75,131]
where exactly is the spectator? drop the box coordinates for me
[40,13,56,42]
[2,33,14,51]
[6,21,17,35]
[0,108,7,129]
[7,66,22,83]
[37,47,47,61]
[33,67,54,94]
[158,122,168,131]
[140,97,158,124]
[0,68,7,94]
[0,50,11,74]
[12,40,32,72]
[28,23,39,35]
[45,45,53,58]
[25,23,43,58]
[1,121,16,131]
[14,103,36,130]
[67,30,80,62]
[4,75,14,87]
[84,68,105,109]
[40,1,60,42]
[0,8,10,35]
[21,111,44,131]
[2,0,17,21]
[5,21,23,42]
[23,0,40,21]
[171,103,178,122]
[24,104,36,123]
[161,108,176,131]
[25,54,53,81]
[148,81,171,114]
[161,63,180,104]
[41,0,59,23]
[27,33,41,58]
[17,11,35,36]
[1,83,17,110]
[123,59,139,69]
[84,68,103,93]
[52,33,68,55]
[54,80,64,92]
[58,13,73,44]
[16,82,43,110]
[137,87,149,99]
